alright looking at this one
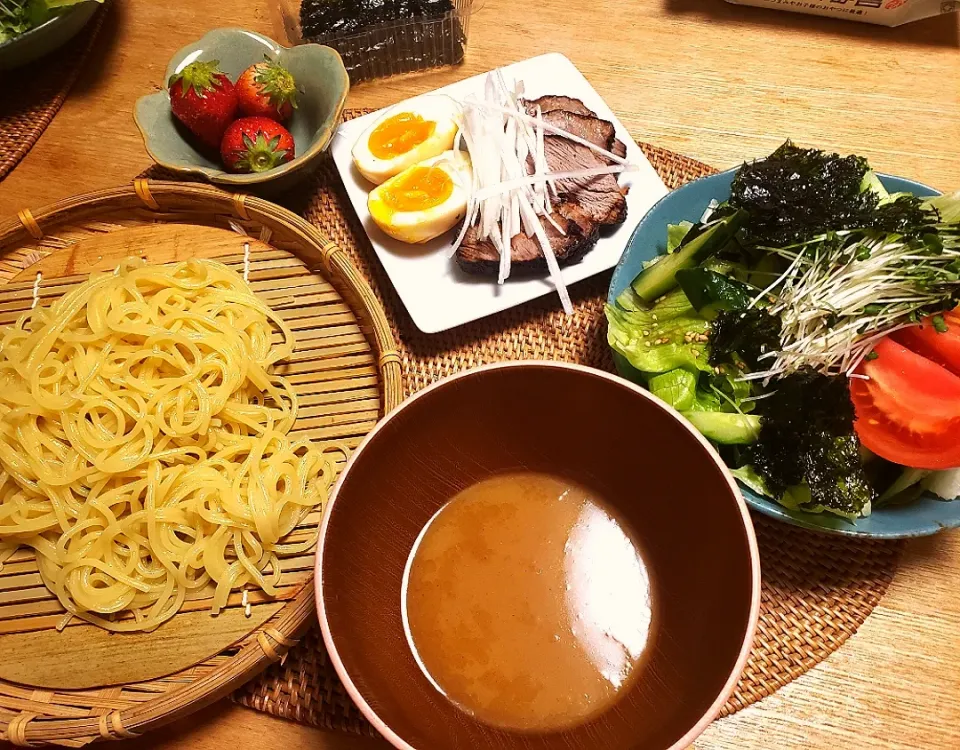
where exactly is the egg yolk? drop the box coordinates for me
[369,113,437,159]
[380,167,453,212]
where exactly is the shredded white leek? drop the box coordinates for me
[450,74,635,314]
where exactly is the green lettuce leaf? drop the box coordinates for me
[927,191,960,225]
[666,221,694,253]
[605,288,712,375]
[1,0,101,45]
[648,368,697,411]
[681,411,760,444]
[43,0,103,8]
[778,483,866,521]
[731,467,862,526]
[731,464,771,497]
[688,370,755,414]
[860,170,889,201]
[688,387,722,412]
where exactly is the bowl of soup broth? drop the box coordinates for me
[316,361,760,750]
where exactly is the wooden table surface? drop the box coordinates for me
[1,0,959,748]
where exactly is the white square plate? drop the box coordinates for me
[330,53,668,334]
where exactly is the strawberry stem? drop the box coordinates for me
[254,60,298,110]
[235,131,291,172]
[168,60,225,98]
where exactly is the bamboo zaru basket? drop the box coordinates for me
[0,180,402,747]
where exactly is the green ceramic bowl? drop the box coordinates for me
[134,28,349,190]
[0,1,100,71]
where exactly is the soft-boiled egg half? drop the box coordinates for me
[352,95,461,185]
[368,150,472,244]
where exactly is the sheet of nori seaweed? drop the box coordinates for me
[300,0,456,39]
[299,0,464,82]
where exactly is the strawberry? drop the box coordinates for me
[168,60,238,149]
[236,59,298,121]
[220,117,296,173]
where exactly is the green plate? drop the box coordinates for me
[135,28,349,190]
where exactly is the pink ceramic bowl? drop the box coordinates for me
[317,362,761,750]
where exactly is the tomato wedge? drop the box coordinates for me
[893,308,960,378]
[851,337,960,469]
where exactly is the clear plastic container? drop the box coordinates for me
[274,0,476,84]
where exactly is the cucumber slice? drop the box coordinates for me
[681,411,761,445]
[630,210,745,304]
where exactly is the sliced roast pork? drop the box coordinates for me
[456,97,629,276]
[456,203,599,275]
[525,98,628,158]
[543,135,627,226]
[524,95,593,116]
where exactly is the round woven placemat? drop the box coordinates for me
[0,5,106,182]
[233,119,903,734]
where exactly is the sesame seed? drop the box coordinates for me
[714,366,721,374]
[651,314,658,321]
[645,341,651,347]
[694,351,701,358]
[642,330,650,336]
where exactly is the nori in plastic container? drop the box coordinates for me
[300,0,469,83]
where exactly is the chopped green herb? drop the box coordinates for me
[933,315,949,333]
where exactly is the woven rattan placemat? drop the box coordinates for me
[0,6,106,182]
[232,124,903,734]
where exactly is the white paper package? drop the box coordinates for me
[724,0,957,26]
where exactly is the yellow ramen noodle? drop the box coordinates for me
[0,258,343,632]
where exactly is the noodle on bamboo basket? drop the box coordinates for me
[0,180,401,747]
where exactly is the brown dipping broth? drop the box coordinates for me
[403,472,655,732]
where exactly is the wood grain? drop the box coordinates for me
[0,0,957,220]
[0,0,958,748]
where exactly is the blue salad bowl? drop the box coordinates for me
[608,168,959,539]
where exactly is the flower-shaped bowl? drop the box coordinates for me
[135,28,349,190]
